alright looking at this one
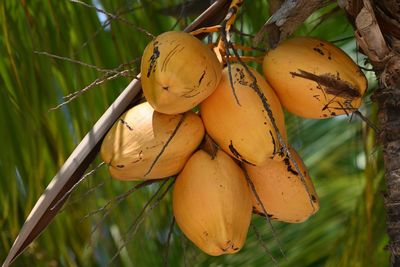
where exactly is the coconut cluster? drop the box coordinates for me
[101,31,367,256]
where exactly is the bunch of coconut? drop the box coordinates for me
[100,31,367,256]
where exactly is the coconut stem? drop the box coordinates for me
[200,133,219,159]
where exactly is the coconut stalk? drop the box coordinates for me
[1,1,231,266]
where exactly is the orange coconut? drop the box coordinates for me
[141,31,222,114]
[173,149,252,256]
[200,64,287,165]
[263,36,367,118]
[245,147,319,223]
[100,102,204,180]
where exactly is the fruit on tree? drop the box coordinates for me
[100,102,204,180]
[201,64,287,165]
[173,149,252,256]
[263,36,367,119]
[141,31,222,114]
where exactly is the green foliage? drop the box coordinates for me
[0,0,388,266]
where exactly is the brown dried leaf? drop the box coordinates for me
[254,0,331,47]
[354,0,391,68]
[337,0,364,18]
[255,0,284,47]
[375,4,400,41]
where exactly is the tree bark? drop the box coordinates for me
[340,0,400,265]
[373,56,400,266]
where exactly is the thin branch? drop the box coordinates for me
[251,222,279,266]
[329,36,355,44]
[85,179,163,229]
[353,110,380,133]
[241,164,286,259]
[49,70,138,111]
[308,6,341,34]
[169,1,187,31]
[37,51,141,112]
[61,181,105,209]
[50,161,106,210]
[34,51,114,73]
[163,217,176,267]
[220,27,241,106]
[70,0,154,39]
[74,4,145,56]
[109,178,175,265]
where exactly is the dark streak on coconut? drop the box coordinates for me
[131,158,141,164]
[147,41,160,77]
[228,140,255,165]
[144,113,187,177]
[198,70,206,86]
[311,195,317,202]
[116,164,124,168]
[269,130,277,156]
[119,119,133,131]
[252,206,274,218]
[313,94,321,99]
[131,150,143,163]
[181,90,200,98]
[161,44,184,72]
[313,47,325,55]
[235,67,248,86]
[290,69,361,99]
[252,207,263,216]
[283,157,299,176]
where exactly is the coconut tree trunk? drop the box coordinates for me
[340,0,400,265]
[374,56,400,266]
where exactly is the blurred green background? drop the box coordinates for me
[0,1,388,266]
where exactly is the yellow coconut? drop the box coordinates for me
[245,147,319,223]
[200,64,287,166]
[173,149,252,256]
[263,36,367,119]
[100,102,204,180]
[140,31,222,114]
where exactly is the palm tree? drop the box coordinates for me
[0,0,395,266]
